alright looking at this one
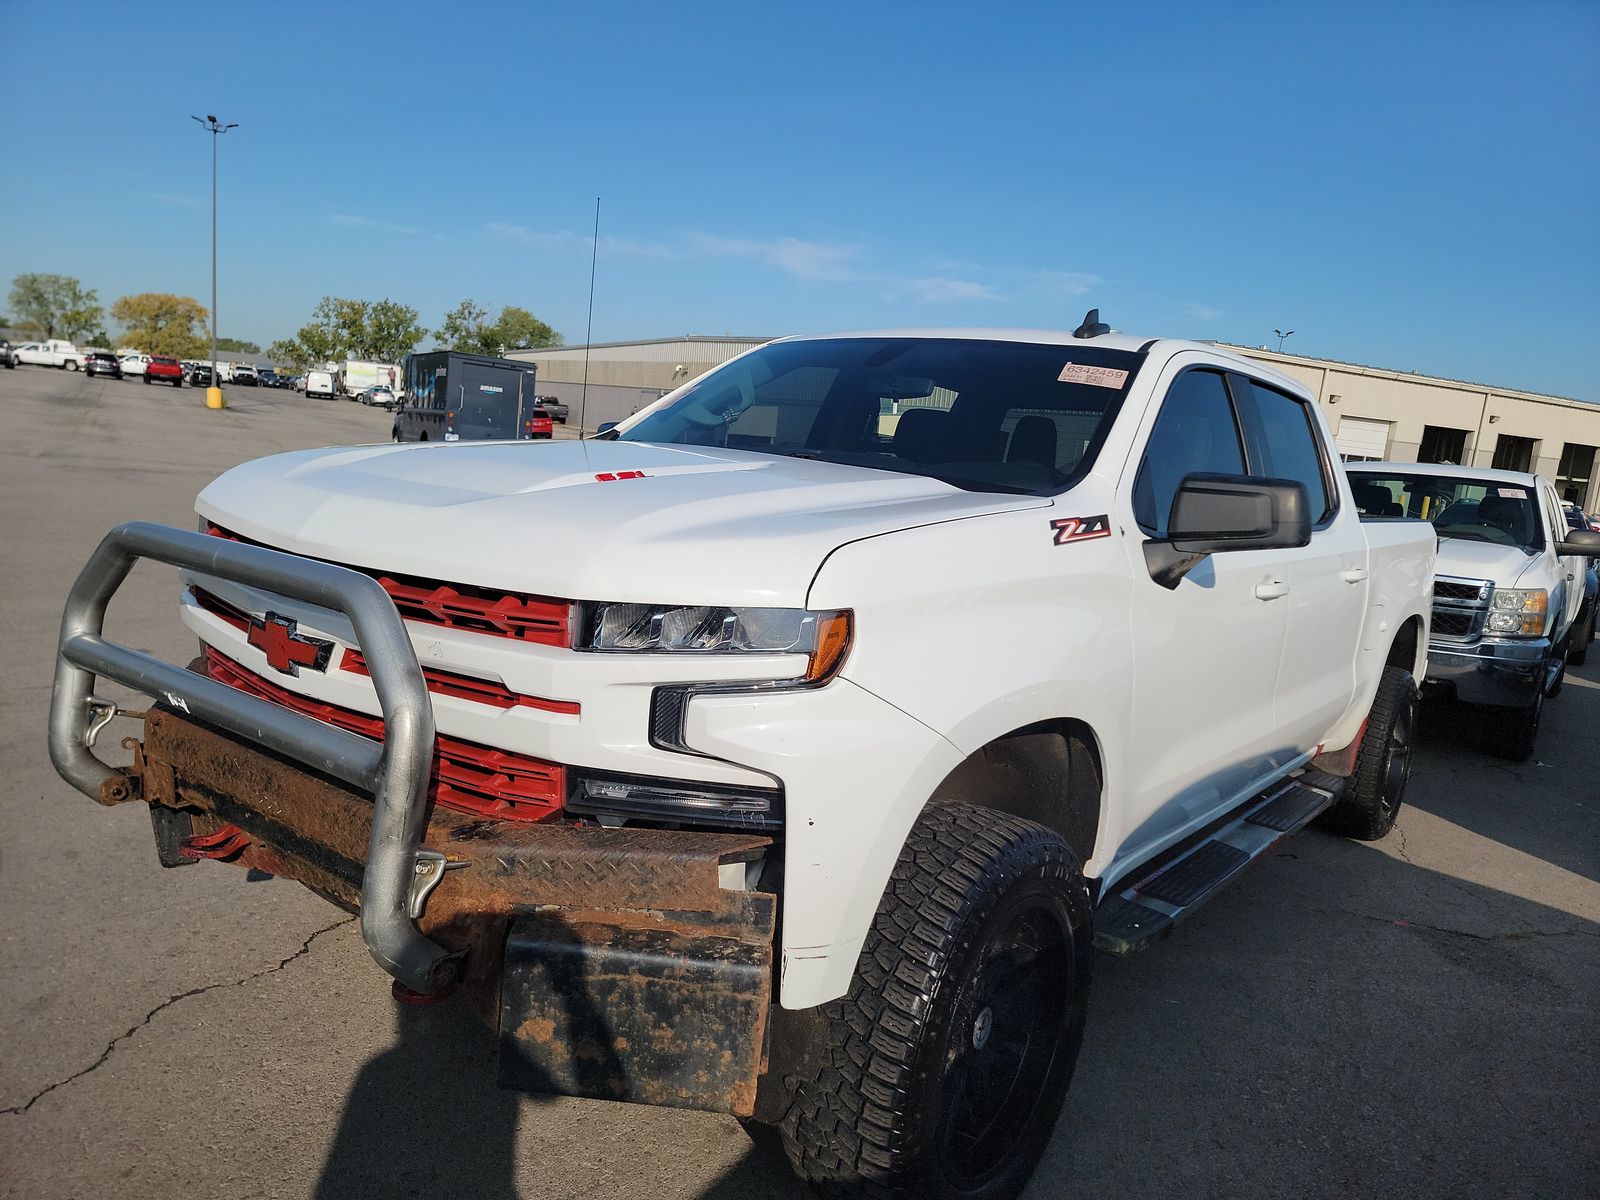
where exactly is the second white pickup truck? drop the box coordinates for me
[49,313,1436,1199]
[1349,463,1600,760]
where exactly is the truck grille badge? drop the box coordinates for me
[246,612,334,676]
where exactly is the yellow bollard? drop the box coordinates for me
[205,386,226,409]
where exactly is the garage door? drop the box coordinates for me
[1336,416,1390,461]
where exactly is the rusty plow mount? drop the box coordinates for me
[133,706,778,1116]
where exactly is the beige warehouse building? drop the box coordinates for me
[512,336,1600,510]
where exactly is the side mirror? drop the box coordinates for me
[595,421,619,436]
[1144,473,1311,589]
[1556,529,1600,556]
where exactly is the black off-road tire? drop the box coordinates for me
[1494,688,1544,763]
[1569,604,1593,668]
[774,804,1092,1200]
[1322,666,1418,841]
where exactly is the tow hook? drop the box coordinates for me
[407,849,466,919]
[83,696,123,748]
[179,824,252,861]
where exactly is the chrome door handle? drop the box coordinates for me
[1342,567,1370,584]
[1254,580,1291,601]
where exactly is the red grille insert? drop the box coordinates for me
[203,522,572,646]
[202,647,564,822]
[191,586,580,717]
[339,649,580,716]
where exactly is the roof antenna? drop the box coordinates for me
[1072,308,1110,339]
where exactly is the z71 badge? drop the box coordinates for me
[1051,514,1111,545]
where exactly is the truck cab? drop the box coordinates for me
[1348,463,1600,759]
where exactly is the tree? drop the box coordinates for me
[266,338,312,370]
[110,293,209,358]
[356,299,427,362]
[434,299,497,355]
[495,305,562,351]
[268,295,426,369]
[434,299,562,356]
[215,337,261,354]
[9,273,104,341]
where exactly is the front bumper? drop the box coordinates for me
[1424,636,1552,707]
[47,523,777,1115]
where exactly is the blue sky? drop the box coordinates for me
[3,1,1596,399]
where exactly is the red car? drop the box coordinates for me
[523,407,553,439]
[144,356,185,387]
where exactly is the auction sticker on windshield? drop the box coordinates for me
[1058,363,1128,388]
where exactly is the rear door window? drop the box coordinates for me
[1133,370,1247,536]
[1231,377,1336,523]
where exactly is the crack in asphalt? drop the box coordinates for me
[1391,819,1505,911]
[0,917,354,1118]
[1334,906,1598,943]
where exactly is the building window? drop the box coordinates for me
[1418,425,1470,465]
[1556,443,1596,504]
[1491,434,1537,474]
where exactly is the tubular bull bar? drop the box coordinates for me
[48,522,778,1115]
[50,521,454,994]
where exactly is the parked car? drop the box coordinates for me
[258,370,284,389]
[0,340,16,368]
[231,368,259,387]
[1561,501,1598,533]
[13,339,83,369]
[305,370,337,399]
[47,316,1438,1200]
[523,406,553,438]
[534,394,569,424]
[187,364,213,388]
[84,351,123,379]
[145,356,185,387]
[1349,464,1600,757]
[358,384,396,409]
[120,354,151,378]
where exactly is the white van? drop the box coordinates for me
[305,370,336,400]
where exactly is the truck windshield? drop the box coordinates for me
[612,337,1144,495]
[1348,471,1544,551]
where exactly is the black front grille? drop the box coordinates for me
[1431,610,1477,638]
[1435,579,1488,602]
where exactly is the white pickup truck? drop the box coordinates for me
[13,338,85,369]
[1348,463,1600,760]
[49,316,1436,1199]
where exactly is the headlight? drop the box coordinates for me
[1485,588,1547,636]
[587,604,852,682]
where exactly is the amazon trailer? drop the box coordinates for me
[395,351,541,442]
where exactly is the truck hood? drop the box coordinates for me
[196,440,1048,605]
[1434,536,1540,585]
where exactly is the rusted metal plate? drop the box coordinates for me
[498,896,776,1117]
[136,706,779,1041]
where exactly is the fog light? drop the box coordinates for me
[568,773,783,830]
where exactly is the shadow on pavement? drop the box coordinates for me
[1406,662,1599,886]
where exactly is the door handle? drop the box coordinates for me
[1254,579,1291,601]
[1342,567,1370,584]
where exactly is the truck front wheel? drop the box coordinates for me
[775,804,1091,1200]
[1322,666,1417,840]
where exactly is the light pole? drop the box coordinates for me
[192,114,237,409]
[1273,328,1295,353]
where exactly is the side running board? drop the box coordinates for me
[1093,768,1346,955]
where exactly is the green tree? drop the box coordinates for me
[268,295,427,368]
[266,338,311,370]
[9,273,104,341]
[214,337,261,353]
[353,299,427,362]
[110,293,210,357]
[434,299,562,356]
[434,299,497,354]
[495,305,562,351]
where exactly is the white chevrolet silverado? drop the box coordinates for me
[50,315,1437,1199]
[1348,463,1600,761]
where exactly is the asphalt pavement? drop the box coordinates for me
[0,364,1595,1199]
